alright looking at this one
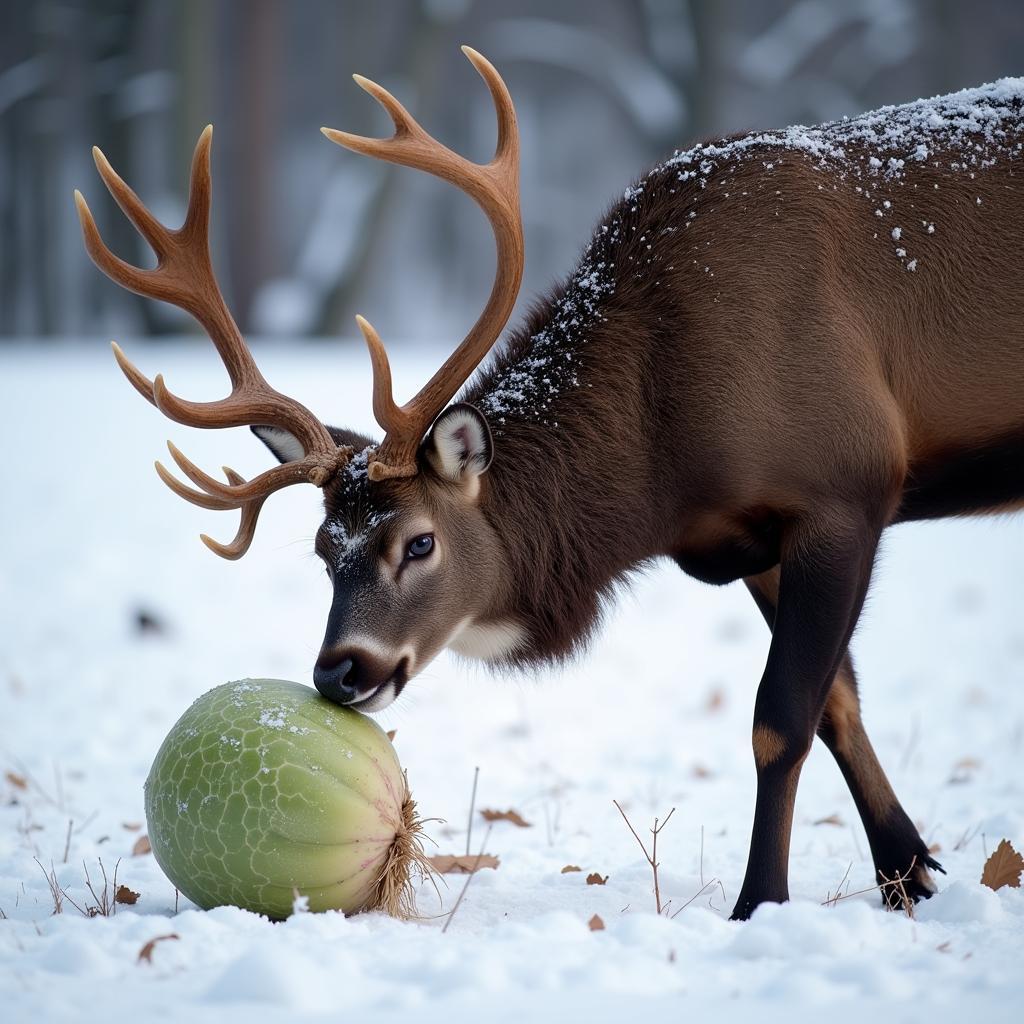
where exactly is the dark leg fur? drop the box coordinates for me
[731,510,884,921]
[818,657,944,905]
[745,566,944,915]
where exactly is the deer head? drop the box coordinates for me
[76,47,523,711]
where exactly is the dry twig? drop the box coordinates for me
[823,862,854,906]
[879,859,916,917]
[442,824,493,934]
[465,766,480,857]
[821,857,918,917]
[953,823,982,852]
[33,858,63,915]
[613,799,676,915]
[670,878,727,917]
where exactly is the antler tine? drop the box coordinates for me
[201,467,265,559]
[350,74,420,140]
[323,47,524,480]
[181,124,213,244]
[154,439,354,559]
[154,458,236,511]
[155,454,267,559]
[355,315,411,434]
[111,341,157,405]
[461,46,517,165]
[74,190,161,300]
[200,498,268,560]
[91,145,173,257]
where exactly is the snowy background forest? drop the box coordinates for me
[3,1,1024,1022]
[3,0,1024,342]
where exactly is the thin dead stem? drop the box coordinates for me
[953,823,982,852]
[442,824,493,934]
[670,878,727,917]
[822,856,918,917]
[879,858,916,918]
[80,858,122,917]
[699,825,705,888]
[613,799,676,916]
[35,857,123,919]
[465,766,480,857]
[33,858,64,915]
[823,861,854,906]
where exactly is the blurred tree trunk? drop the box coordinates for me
[687,0,725,141]
[232,0,279,333]
[0,9,39,333]
[313,0,445,339]
[90,0,157,334]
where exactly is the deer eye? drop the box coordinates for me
[406,534,434,559]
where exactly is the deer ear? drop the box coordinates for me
[250,425,306,464]
[252,424,378,464]
[423,403,493,483]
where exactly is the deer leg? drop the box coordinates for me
[730,510,882,921]
[744,567,943,913]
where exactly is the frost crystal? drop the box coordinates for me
[258,707,287,730]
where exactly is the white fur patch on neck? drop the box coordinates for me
[447,617,525,662]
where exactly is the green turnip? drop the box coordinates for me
[144,679,429,919]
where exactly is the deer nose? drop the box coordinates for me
[313,652,359,705]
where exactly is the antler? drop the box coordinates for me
[75,126,349,559]
[323,46,523,480]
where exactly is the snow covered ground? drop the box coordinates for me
[1,341,1022,1022]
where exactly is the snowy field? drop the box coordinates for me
[1,340,1022,1022]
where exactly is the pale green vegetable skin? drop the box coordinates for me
[144,679,405,919]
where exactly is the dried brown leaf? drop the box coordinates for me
[5,771,27,790]
[560,865,582,874]
[132,835,151,856]
[137,933,179,964]
[427,853,500,874]
[814,814,844,827]
[588,914,605,931]
[705,689,725,713]
[980,839,1024,891]
[586,872,608,886]
[115,885,140,905]
[691,763,712,779]
[386,729,396,742]
[122,822,142,831]
[928,842,942,854]
[480,808,531,828]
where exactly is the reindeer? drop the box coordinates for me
[76,49,1023,920]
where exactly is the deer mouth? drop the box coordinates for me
[347,661,409,714]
